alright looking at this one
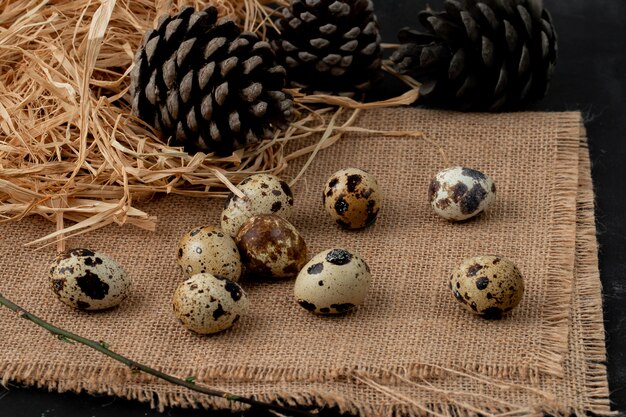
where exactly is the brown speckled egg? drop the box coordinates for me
[428,166,496,221]
[172,273,248,334]
[294,248,371,315]
[235,214,308,279]
[221,174,294,237]
[176,226,242,281]
[450,255,524,319]
[323,168,382,229]
[49,248,130,311]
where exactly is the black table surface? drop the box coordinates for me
[1,1,624,415]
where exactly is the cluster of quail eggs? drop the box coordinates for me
[45,162,523,333]
[168,170,380,335]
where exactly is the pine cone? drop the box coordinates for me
[271,0,383,97]
[130,6,294,155]
[390,0,557,111]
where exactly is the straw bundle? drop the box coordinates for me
[0,0,421,250]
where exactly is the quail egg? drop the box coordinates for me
[176,226,242,281]
[172,273,249,334]
[323,168,382,229]
[236,214,308,279]
[428,166,496,221]
[450,255,524,319]
[294,248,371,315]
[221,174,294,237]
[49,248,130,311]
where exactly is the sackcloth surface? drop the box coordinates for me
[0,109,613,416]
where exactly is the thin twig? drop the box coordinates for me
[0,292,316,417]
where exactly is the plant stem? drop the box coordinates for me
[0,293,315,417]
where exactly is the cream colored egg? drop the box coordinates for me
[450,255,524,318]
[49,248,130,311]
[172,273,248,334]
[428,166,496,221]
[221,174,294,237]
[176,226,242,281]
[323,168,382,229]
[294,248,371,315]
[236,214,308,279]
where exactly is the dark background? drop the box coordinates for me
[1,0,624,415]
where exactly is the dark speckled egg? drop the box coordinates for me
[294,248,371,315]
[221,174,294,237]
[49,248,130,311]
[450,255,524,319]
[323,168,382,229]
[235,214,308,279]
[428,166,496,221]
[176,226,241,281]
[172,273,248,334]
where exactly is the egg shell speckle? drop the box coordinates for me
[172,273,249,334]
[428,166,496,221]
[323,168,382,229]
[294,248,371,315]
[221,174,294,237]
[236,214,308,279]
[449,255,524,319]
[176,226,242,281]
[49,248,130,311]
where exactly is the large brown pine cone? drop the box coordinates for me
[390,0,558,111]
[271,0,383,97]
[130,6,294,155]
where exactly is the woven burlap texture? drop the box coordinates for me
[0,109,612,416]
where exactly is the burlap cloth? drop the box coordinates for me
[0,109,613,416]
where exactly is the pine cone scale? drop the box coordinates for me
[494,65,508,96]
[318,23,336,35]
[200,96,212,120]
[198,62,215,90]
[144,73,157,106]
[540,31,550,59]
[477,3,501,31]
[144,36,160,66]
[448,49,465,80]
[516,5,533,36]
[504,20,518,50]
[519,44,530,75]
[164,19,183,42]
[461,11,480,42]
[482,36,495,67]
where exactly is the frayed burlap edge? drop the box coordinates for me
[0,370,613,417]
[0,362,559,389]
[532,112,581,378]
[572,131,614,414]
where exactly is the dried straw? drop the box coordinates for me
[0,0,426,250]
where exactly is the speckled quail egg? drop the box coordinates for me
[450,255,524,319]
[323,168,382,229]
[235,214,308,279]
[221,174,294,237]
[49,248,130,311]
[172,273,248,334]
[294,248,371,315]
[176,226,242,281]
[428,166,496,221]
